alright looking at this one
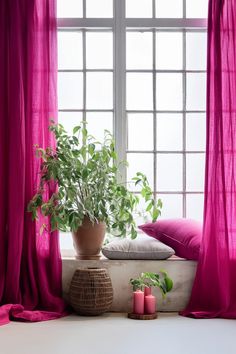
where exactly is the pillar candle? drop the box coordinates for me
[144,287,152,296]
[133,290,144,314]
[144,295,156,314]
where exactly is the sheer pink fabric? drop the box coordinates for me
[0,0,67,325]
[181,0,236,318]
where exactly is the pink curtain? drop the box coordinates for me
[0,0,67,325]
[181,0,236,318]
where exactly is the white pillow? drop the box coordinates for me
[102,236,175,260]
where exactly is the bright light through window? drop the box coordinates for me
[57,0,208,251]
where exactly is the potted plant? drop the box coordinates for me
[130,271,173,298]
[27,123,162,259]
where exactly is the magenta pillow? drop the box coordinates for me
[138,219,202,260]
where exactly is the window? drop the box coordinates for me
[57,0,207,249]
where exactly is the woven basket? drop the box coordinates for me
[69,268,113,316]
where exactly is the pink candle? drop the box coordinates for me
[133,290,144,314]
[144,295,156,314]
[144,287,152,296]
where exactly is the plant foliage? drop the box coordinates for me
[28,123,162,238]
[130,271,173,298]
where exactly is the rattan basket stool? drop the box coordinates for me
[69,267,113,316]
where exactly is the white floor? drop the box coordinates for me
[0,313,235,354]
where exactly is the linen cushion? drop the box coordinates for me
[138,219,202,260]
[101,236,175,260]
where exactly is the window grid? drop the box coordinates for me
[58,27,115,140]
[58,0,207,224]
[126,27,206,219]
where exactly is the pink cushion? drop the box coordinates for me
[138,219,202,260]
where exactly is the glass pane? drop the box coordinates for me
[156,74,183,110]
[126,32,153,70]
[157,154,183,191]
[58,112,83,135]
[186,73,206,111]
[126,0,152,18]
[127,153,154,191]
[156,32,183,70]
[158,194,183,219]
[128,114,153,151]
[86,32,113,69]
[186,113,206,151]
[156,0,183,19]
[86,112,113,142]
[60,232,74,250]
[58,73,83,109]
[58,32,82,70]
[186,194,204,221]
[86,0,113,18]
[86,72,113,109]
[186,0,208,18]
[156,114,182,151]
[57,0,83,17]
[127,73,153,110]
[186,153,205,191]
[186,32,207,70]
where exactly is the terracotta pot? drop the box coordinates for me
[72,217,106,260]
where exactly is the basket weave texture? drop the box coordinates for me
[69,268,113,316]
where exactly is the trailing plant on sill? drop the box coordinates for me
[27,122,162,238]
[130,271,173,298]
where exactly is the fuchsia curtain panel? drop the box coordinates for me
[181,0,236,318]
[0,0,66,325]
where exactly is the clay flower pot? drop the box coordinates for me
[72,217,106,260]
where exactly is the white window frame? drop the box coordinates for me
[57,0,207,222]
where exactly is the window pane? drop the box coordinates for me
[86,0,113,18]
[156,114,182,151]
[86,112,113,142]
[155,0,183,18]
[186,73,206,111]
[156,154,183,191]
[58,32,82,70]
[126,32,152,70]
[156,74,183,110]
[58,73,83,109]
[156,32,183,70]
[57,0,83,17]
[186,32,207,70]
[86,72,113,109]
[186,0,208,18]
[127,153,154,191]
[186,153,205,191]
[126,0,152,18]
[127,73,153,110]
[58,112,83,135]
[186,113,206,151]
[158,194,183,219]
[128,114,153,151]
[86,32,113,69]
[186,194,204,221]
[60,232,74,250]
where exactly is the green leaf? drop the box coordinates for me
[164,276,173,292]
[146,200,154,212]
[73,126,81,135]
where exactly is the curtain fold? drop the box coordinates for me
[181,0,236,318]
[0,0,67,325]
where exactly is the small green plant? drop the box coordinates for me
[28,122,162,238]
[130,271,173,298]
